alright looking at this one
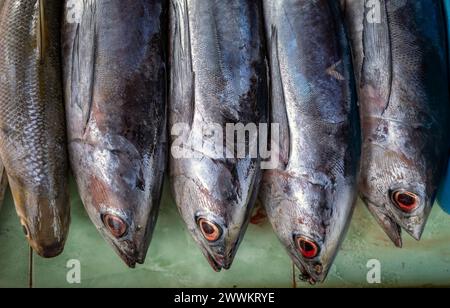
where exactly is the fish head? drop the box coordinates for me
[80,174,159,268]
[93,201,156,268]
[8,175,70,258]
[172,156,258,271]
[71,137,164,268]
[263,171,355,284]
[359,142,433,242]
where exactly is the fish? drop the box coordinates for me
[169,0,267,271]
[342,0,450,246]
[0,0,70,258]
[260,0,360,284]
[62,0,167,267]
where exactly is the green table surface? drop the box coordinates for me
[0,177,449,288]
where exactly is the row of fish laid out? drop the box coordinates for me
[0,0,449,284]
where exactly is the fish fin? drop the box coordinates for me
[361,0,392,115]
[268,25,290,169]
[170,0,195,128]
[70,1,97,135]
[365,200,403,248]
[38,0,46,64]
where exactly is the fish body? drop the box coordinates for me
[260,0,360,283]
[342,0,450,245]
[169,0,267,271]
[0,0,70,258]
[62,0,167,267]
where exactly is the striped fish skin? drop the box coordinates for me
[62,0,167,267]
[0,0,70,258]
[342,0,450,246]
[261,0,360,283]
[169,0,267,271]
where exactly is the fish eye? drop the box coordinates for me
[391,190,419,213]
[197,218,222,242]
[295,236,319,259]
[102,214,128,238]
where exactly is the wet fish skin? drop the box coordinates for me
[62,0,167,267]
[342,0,450,245]
[261,0,360,283]
[169,0,267,271]
[0,0,70,258]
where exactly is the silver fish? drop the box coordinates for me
[342,0,450,246]
[169,0,267,271]
[62,0,167,267]
[0,0,70,258]
[260,0,360,283]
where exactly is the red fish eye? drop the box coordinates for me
[392,190,419,213]
[103,214,128,238]
[198,218,222,242]
[296,236,319,259]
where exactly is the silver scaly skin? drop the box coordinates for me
[342,0,450,247]
[169,0,267,271]
[261,0,360,284]
[0,0,70,258]
[62,0,167,267]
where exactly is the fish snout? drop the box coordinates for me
[402,214,427,241]
[205,247,237,272]
[20,220,66,258]
[33,241,66,258]
[100,213,155,268]
[297,261,328,285]
[9,177,70,258]
[292,236,332,284]
[206,254,231,272]
[400,196,433,242]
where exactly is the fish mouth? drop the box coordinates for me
[296,262,327,285]
[20,220,67,258]
[402,218,426,242]
[105,234,152,268]
[32,242,65,258]
[204,252,233,272]
[362,197,403,248]
[111,242,138,268]
[89,209,154,268]
[200,243,238,272]
[362,194,429,245]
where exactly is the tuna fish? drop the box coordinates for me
[342,0,450,246]
[169,0,267,271]
[260,0,360,283]
[62,0,167,267]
